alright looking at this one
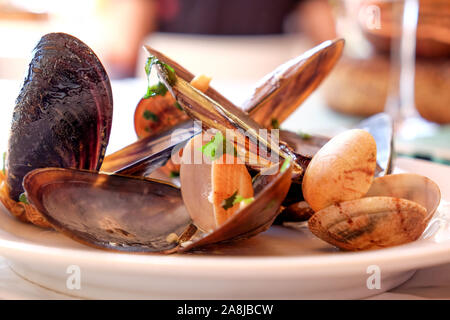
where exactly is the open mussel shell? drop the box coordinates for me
[23,168,191,253]
[101,121,201,176]
[179,136,293,251]
[242,39,344,128]
[308,173,441,251]
[155,65,304,176]
[1,32,113,227]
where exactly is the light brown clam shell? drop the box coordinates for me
[308,173,441,251]
[302,129,377,212]
[308,196,428,251]
[366,173,441,223]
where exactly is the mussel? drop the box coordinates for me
[0,33,113,227]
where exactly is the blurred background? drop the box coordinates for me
[0,0,448,163]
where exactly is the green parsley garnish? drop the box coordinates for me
[143,82,168,99]
[19,193,28,204]
[169,170,180,178]
[201,132,237,160]
[271,118,280,129]
[297,131,312,140]
[2,152,5,175]
[143,56,176,99]
[143,110,158,122]
[280,158,290,173]
[221,191,254,210]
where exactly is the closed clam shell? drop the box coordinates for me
[308,196,428,251]
[302,129,377,212]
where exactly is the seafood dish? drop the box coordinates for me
[0,32,441,254]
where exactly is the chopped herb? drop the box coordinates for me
[146,56,176,82]
[201,132,237,160]
[144,127,150,132]
[143,82,168,99]
[235,194,255,206]
[19,193,28,204]
[280,158,290,173]
[271,118,280,129]
[143,110,158,122]
[174,101,183,111]
[221,190,254,210]
[2,152,5,175]
[169,170,180,178]
[297,131,312,140]
[143,55,176,99]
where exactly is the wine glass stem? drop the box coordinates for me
[386,0,419,128]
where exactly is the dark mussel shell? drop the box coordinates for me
[24,168,191,253]
[23,162,292,253]
[2,33,113,226]
[101,120,201,176]
[242,39,344,128]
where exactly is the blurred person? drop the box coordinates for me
[96,0,336,78]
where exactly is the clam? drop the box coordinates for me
[302,129,440,251]
[308,174,441,251]
[0,33,113,227]
[275,113,393,223]
[308,196,429,251]
[302,129,377,212]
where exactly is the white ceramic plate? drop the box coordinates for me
[0,157,449,299]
